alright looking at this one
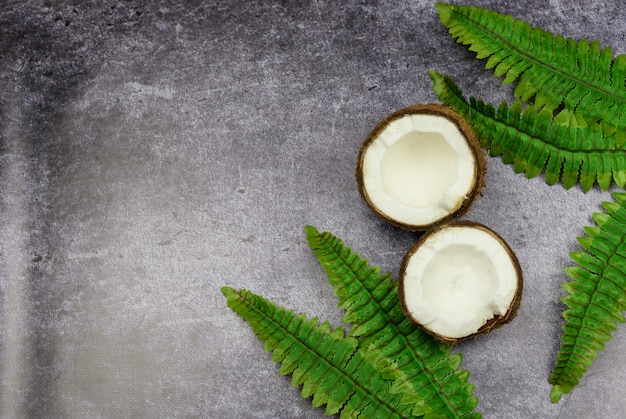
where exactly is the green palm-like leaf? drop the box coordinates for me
[222,226,482,418]
[436,2,626,144]
[221,286,417,418]
[434,1,626,406]
[306,226,480,419]
[430,70,626,192]
[549,192,626,402]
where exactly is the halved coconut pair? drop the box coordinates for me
[356,104,523,344]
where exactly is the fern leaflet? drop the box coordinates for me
[306,226,480,419]
[549,192,626,402]
[436,2,626,144]
[221,286,418,418]
[430,70,626,192]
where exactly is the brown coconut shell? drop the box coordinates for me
[356,104,486,231]
[398,220,524,345]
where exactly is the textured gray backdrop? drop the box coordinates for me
[1,0,625,418]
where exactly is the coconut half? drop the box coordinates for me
[356,104,485,231]
[399,221,523,344]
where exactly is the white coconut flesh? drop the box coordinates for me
[361,113,477,227]
[401,225,519,340]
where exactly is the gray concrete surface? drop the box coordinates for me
[0,0,625,418]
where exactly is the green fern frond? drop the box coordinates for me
[436,2,626,143]
[221,286,418,418]
[549,192,626,402]
[306,226,480,419]
[430,70,626,192]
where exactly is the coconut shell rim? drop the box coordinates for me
[355,103,486,232]
[398,220,524,345]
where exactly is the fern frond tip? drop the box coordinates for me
[434,2,452,21]
[550,385,567,403]
[221,285,237,301]
[429,70,442,91]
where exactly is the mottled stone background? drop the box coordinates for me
[0,0,625,418]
